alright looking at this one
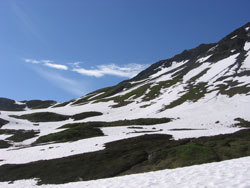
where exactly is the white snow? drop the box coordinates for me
[244,41,250,51]
[245,26,250,31]
[0,136,105,165]
[208,45,218,52]
[150,60,188,79]
[198,53,239,83]
[2,156,250,188]
[196,54,212,63]
[87,92,105,100]
[230,35,237,39]
[14,101,25,105]
[241,51,250,69]
[182,63,209,82]
[0,134,12,140]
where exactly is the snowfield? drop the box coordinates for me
[0,91,248,165]
[1,156,250,188]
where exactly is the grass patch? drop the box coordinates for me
[234,118,250,127]
[72,82,138,105]
[0,98,25,111]
[127,126,144,129]
[25,100,56,109]
[142,77,183,102]
[2,129,250,184]
[168,128,206,131]
[35,124,104,144]
[61,118,172,129]
[0,140,12,148]
[11,111,103,123]
[0,129,39,142]
[94,84,151,108]
[0,118,9,128]
[162,82,208,110]
[215,80,250,97]
[128,130,162,134]
[72,112,103,121]
[10,112,70,123]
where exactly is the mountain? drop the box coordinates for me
[0,98,56,111]
[0,22,250,187]
[70,22,250,108]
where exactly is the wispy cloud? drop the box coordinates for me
[44,62,68,70]
[24,58,41,64]
[25,58,68,70]
[72,63,149,78]
[35,69,85,96]
[25,58,148,78]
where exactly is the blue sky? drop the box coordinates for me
[1,0,250,102]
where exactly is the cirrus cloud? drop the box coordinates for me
[24,58,68,70]
[24,58,149,78]
[44,62,68,70]
[72,63,149,78]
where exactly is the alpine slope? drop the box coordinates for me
[0,22,250,187]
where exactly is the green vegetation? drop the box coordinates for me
[127,126,144,129]
[142,84,163,101]
[35,118,171,144]
[61,118,172,129]
[162,82,208,110]
[0,118,9,128]
[72,82,137,105]
[94,84,151,108]
[0,140,11,148]
[128,130,162,134]
[168,128,206,131]
[10,112,69,123]
[234,118,250,127]
[215,80,250,97]
[11,111,103,123]
[35,124,104,144]
[142,77,183,102]
[1,129,250,184]
[0,97,25,111]
[0,129,39,142]
[221,85,250,97]
[25,100,56,109]
[72,112,103,121]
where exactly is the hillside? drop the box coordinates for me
[0,22,250,187]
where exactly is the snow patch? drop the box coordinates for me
[230,35,237,39]
[150,60,188,79]
[244,41,250,51]
[196,54,212,63]
[198,53,239,83]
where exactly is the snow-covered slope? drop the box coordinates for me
[0,22,250,187]
[2,156,250,188]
